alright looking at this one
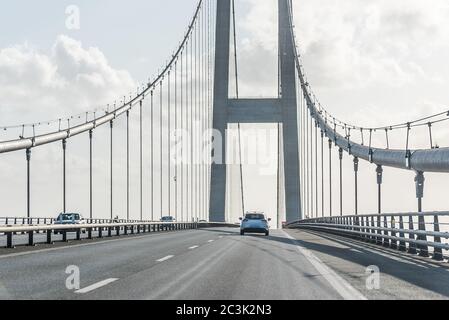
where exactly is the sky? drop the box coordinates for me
[1,0,449,224]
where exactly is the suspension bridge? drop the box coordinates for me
[1,0,449,300]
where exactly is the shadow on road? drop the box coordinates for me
[206,227,449,298]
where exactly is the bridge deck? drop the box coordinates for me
[0,228,448,300]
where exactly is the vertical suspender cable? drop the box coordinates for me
[160,81,163,219]
[310,115,313,217]
[277,122,281,228]
[89,130,93,220]
[339,147,343,216]
[315,121,318,217]
[180,52,184,222]
[62,139,67,213]
[168,70,171,217]
[151,90,154,221]
[126,110,130,220]
[110,120,113,220]
[305,108,310,217]
[140,100,143,221]
[26,148,31,218]
[190,36,194,221]
[321,130,324,217]
[302,97,306,216]
[328,139,332,216]
[175,62,178,220]
[193,17,197,222]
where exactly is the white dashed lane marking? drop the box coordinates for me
[75,278,119,294]
[156,255,174,262]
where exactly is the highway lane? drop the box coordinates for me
[0,227,357,300]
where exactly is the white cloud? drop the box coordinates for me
[0,35,136,128]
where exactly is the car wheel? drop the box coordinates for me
[265,231,269,236]
[240,230,244,236]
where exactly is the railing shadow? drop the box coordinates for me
[207,226,449,298]
[283,229,449,298]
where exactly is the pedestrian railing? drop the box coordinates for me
[286,212,449,261]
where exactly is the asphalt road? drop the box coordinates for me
[0,227,448,300]
[0,227,354,300]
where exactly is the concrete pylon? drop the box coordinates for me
[209,0,301,223]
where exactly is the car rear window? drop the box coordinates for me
[245,214,265,220]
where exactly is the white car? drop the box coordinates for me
[240,212,271,236]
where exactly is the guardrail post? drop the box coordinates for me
[382,215,389,247]
[408,216,417,254]
[28,231,35,246]
[88,228,92,240]
[415,172,428,257]
[124,225,128,235]
[370,216,376,243]
[432,215,443,261]
[360,217,365,241]
[62,231,67,242]
[6,232,14,248]
[47,229,53,244]
[76,229,81,241]
[108,227,112,237]
[116,226,120,236]
[98,227,103,238]
[398,216,406,251]
[390,216,397,250]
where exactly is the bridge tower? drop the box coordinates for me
[209,0,301,223]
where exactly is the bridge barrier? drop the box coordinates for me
[0,221,235,249]
[198,222,239,228]
[286,212,449,261]
[0,217,157,236]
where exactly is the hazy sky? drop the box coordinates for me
[1,0,449,224]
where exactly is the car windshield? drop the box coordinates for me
[58,213,79,220]
[162,216,173,220]
[245,214,265,220]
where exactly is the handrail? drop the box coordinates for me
[286,212,449,260]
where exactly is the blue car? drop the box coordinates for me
[53,213,86,234]
[240,212,271,236]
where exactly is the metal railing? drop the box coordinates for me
[0,221,238,249]
[286,212,449,261]
[0,217,156,226]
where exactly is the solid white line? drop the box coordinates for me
[157,255,174,262]
[208,240,214,243]
[282,231,367,301]
[188,246,199,250]
[75,278,119,294]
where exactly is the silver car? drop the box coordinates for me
[240,212,271,236]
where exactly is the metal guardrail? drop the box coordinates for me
[0,221,238,249]
[0,217,155,226]
[286,212,449,261]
